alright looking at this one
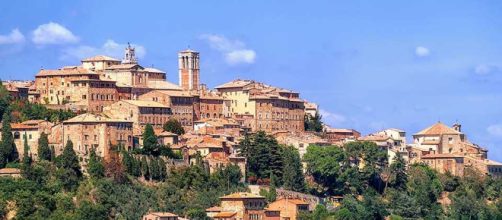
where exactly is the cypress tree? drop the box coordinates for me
[21,133,32,178]
[282,146,307,192]
[88,148,105,179]
[142,124,158,155]
[50,145,56,161]
[159,157,167,180]
[58,139,82,177]
[140,156,150,180]
[37,132,51,161]
[121,151,133,174]
[163,118,185,135]
[132,156,141,177]
[0,108,17,166]
[150,157,160,181]
[267,174,278,202]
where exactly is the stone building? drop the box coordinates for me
[267,198,309,220]
[35,66,101,105]
[304,101,318,118]
[411,122,502,177]
[208,192,269,220]
[323,127,361,144]
[103,100,171,136]
[138,90,196,130]
[275,132,330,158]
[0,120,53,160]
[81,55,121,72]
[216,79,305,134]
[58,113,133,167]
[142,212,179,220]
[198,92,225,120]
[2,81,31,101]
[193,118,241,137]
[178,49,200,91]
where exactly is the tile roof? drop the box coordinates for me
[121,100,168,108]
[220,192,265,199]
[36,67,98,77]
[205,206,222,212]
[106,63,143,70]
[144,67,166,73]
[147,80,183,91]
[421,153,464,159]
[64,113,132,123]
[215,79,254,89]
[0,168,21,174]
[358,134,390,142]
[415,122,462,136]
[145,212,178,217]
[81,55,120,62]
[213,212,237,218]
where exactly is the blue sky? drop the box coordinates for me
[1,0,502,161]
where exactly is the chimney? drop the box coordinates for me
[453,123,461,132]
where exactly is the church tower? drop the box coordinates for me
[122,43,138,64]
[178,49,200,91]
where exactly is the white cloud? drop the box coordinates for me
[32,22,79,45]
[487,124,502,137]
[475,64,500,75]
[200,34,256,65]
[61,40,146,61]
[415,46,430,57]
[319,109,346,126]
[0,29,25,44]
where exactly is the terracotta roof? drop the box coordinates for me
[421,153,464,159]
[358,134,390,142]
[325,128,356,133]
[215,79,254,89]
[220,192,265,199]
[485,159,502,166]
[213,212,237,218]
[205,206,222,212]
[144,67,166,73]
[11,123,39,130]
[82,55,120,62]
[106,64,143,70]
[121,100,168,108]
[415,122,462,136]
[36,67,98,77]
[147,80,183,91]
[145,212,178,217]
[64,113,132,123]
[0,168,21,174]
[273,198,309,205]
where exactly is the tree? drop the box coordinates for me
[304,110,323,132]
[57,140,82,191]
[158,158,167,181]
[37,132,51,161]
[303,145,347,196]
[21,133,32,178]
[150,157,161,181]
[0,108,17,167]
[267,174,278,202]
[387,154,407,190]
[140,156,150,180]
[88,148,105,179]
[239,132,283,183]
[282,146,306,192]
[0,81,11,122]
[163,118,185,135]
[142,124,158,155]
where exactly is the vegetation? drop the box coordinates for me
[0,107,18,168]
[304,110,323,132]
[163,118,185,135]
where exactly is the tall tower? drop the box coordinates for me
[122,43,138,64]
[178,49,200,91]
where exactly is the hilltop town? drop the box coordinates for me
[0,44,501,220]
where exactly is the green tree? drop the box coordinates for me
[57,140,82,191]
[142,124,158,155]
[88,148,105,179]
[37,132,51,161]
[0,108,17,167]
[150,157,161,181]
[239,131,283,183]
[158,158,167,181]
[282,146,306,192]
[163,118,185,135]
[387,154,407,190]
[303,145,347,196]
[140,156,150,180]
[267,174,278,202]
[304,110,323,132]
[187,208,210,220]
[21,133,32,178]
[0,80,11,121]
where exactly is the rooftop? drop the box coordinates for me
[415,122,462,136]
[144,212,178,217]
[64,113,131,123]
[220,192,265,200]
[81,55,120,62]
[36,66,98,77]
[121,100,168,108]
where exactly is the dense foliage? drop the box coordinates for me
[304,110,323,132]
[163,118,185,135]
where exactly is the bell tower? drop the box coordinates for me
[178,49,200,91]
[122,43,138,64]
